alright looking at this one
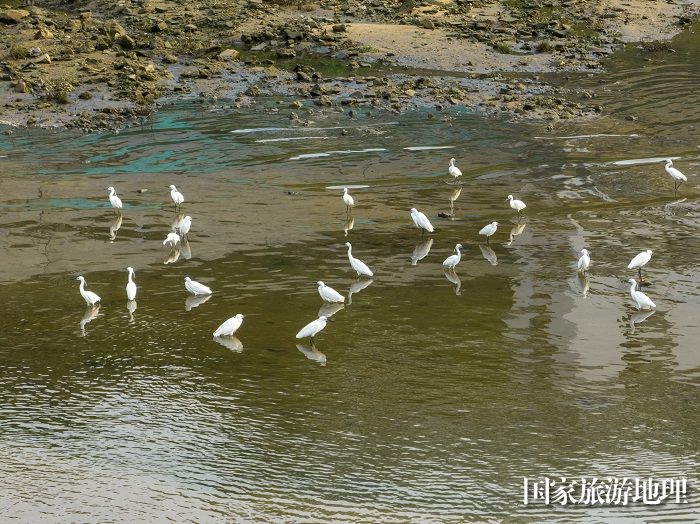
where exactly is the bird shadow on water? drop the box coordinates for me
[79,305,101,336]
[296,342,327,366]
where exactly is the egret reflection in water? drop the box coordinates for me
[108,214,122,241]
[443,269,462,295]
[411,238,434,265]
[213,336,243,352]
[479,244,498,266]
[126,300,137,322]
[185,294,212,311]
[164,247,180,264]
[449,186,462,216]
[180,238,192,260]
[629,309,656,334]
[79,305,101,336]
[569,273,590,297]
[506,222,526,246]
[318,302,344,319]
[296,342,327,366]
[347,278,374,305]
[343,217,354,236]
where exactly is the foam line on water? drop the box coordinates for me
[403,146,456,151]
[533,134,641,139]
[290,148,387,160]
[231,122,399,134]
[255,137,330,143]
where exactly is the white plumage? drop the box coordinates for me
[345,242,374,277]
[76,276,101,306]
[479,221,498,241]
[184,276,212,295]
[296,315,328,340]
[317,281,345,303]
[448,158,462,179]
[213,314,245,337]
[342,188,354,211]
[577,249,590,273]
[628,249,652,273]
[163,232,180,247]
[411,238,433,265]
[126,266,137,301]
[664,159,687,189]
[506,194,526,213]
[169,184,184,207]
[178,215,192,237]
[443,243,463,269]
[107,186,123,210]
[628,279,656,310]
[410,208,434,233]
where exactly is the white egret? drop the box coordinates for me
[442,243,463,270]
[213,314,245,337]
[479,244,498,266]
[506,194,526,216]
[184,276,212,296]
[479,221,498,243]
[125,266,137,301]
[163,232,180,247]
[448,158,462,180]
[178,215,192,237]
[664,159,687,190]
[296,343,327,365]
[577,249,591,273]
[106,186,123,211]
[296,315,328,340]
[347,278,373,305]
[411,238,433,265]
[317,281,344,303]
[342,187,355,214]
[628,249,652,280]
[410,208,434,235]
[345,242,374,277]
[628,278,656,310]
[76,276,101,306]
[169,184,184,208]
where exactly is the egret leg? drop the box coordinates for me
[486,236,490,244]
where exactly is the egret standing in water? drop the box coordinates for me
[125,266,137,301]
[296,315,328,341]
[213,314,245,337]
[479,221,498,243]
[628,249,652,280]
[184,276,212,295]
[342,188,355,215]
[442,243,463,270]
[506,194,526,218]
[410,208,435,235]
[317,281,345,303]
[448,158,462,181]
[178,215,192,237]
[169,184,184,209]
[664,159,687,191]
[345,242,374,277]
[76,276,101,306]
[577,249,591,274]
[163,232,180,248]
[106,186,123,212]
[628,278,656,310]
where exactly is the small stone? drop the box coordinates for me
[217,48,240,61]
[245,85,260,96]
[163,53,178,64]
[422,19,435,30]
[35,26,54,39]
[316,95,332,106]
[35,53,52,64]
[137,188,148,194]
[116,34,136,50]
[332,23,346,33]
[78,91,93,100]
[0,8,30,24]
[277,48,296,58]
[151,20,167,32]
[29,47,42,57]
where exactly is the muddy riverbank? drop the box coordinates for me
[1,0,697,131]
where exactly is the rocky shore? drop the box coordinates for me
[1,0,697,131]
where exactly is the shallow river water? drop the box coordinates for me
[1,25,699,523]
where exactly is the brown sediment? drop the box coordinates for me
[0,0,697,131]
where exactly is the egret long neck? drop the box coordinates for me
[128,271,134,284]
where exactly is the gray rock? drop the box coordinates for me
[0,9,30,24]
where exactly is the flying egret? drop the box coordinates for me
[411,238,433,265]
[76,276,101,306]
[178,215,192,237]
[448,158,462,181]
[184,276,212,295]
[443,243,463,270]
[479,221,498,243]
[296,315,328,341]
[317,281,344,303]
[213,314,245,337]
[628,249,652,280]
[163,232,180,247]
[628,278,656,310]
[342,188,354,215]
[506,194,526,217]
[664,159,687,190]
[125,266,137,301]
[106,186,123,211]
[345,242,374,277]
[410,208,434,235]
[169,184,184,208]
[577,249,591,273]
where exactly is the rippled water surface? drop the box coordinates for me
[1,25,699,523]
